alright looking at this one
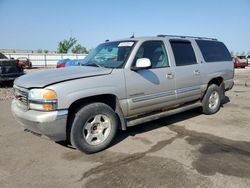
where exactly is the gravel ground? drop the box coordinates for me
[0,83,14,101]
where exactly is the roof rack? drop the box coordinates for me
[157,34,217,41]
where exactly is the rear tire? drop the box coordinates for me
[70,103,118,154]
[202,84,222,115]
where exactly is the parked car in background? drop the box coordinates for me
[247,55,250,65]
[17,57,32,69]
[56,59,82,68]
[56,59,70,68]
[0,53,24,84]
[235,56,248,68]
[233,56,242,68]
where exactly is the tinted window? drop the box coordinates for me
[170,40,197,66]
[196,40,231,62]
[134,41,169,68]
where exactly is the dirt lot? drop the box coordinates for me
[0,67,250,188]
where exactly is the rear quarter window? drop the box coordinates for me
[196,40,231,62]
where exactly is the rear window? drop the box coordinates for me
[196,40,231,62]
[238,56,246,59]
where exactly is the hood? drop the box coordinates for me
[15,66,112,88]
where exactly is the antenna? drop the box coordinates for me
[130,32,135,38]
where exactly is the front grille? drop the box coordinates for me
[14,86,28,107]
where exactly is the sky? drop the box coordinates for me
[0,0,249,53]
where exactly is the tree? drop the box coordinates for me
[58,37,77,53]
[44,49,49,54]
[71,44,88,54]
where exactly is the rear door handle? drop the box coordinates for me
[167,73,174,79]
[194,70,200,75]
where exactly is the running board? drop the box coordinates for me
[126,102,202,127]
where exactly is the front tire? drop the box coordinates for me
[70,103,118,154]
[202,84,222,115]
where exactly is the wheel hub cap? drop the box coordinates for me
[208,91,219,110]
[83,114,111,145]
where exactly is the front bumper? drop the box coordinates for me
[11,100,68,141]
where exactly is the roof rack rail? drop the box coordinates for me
[157,34,217,41]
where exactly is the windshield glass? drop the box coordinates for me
[81,41,135,68]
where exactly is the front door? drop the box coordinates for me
[125,40,176,116]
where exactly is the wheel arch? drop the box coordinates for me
[66,94,126,141]
[202,77,225,100]
[207,77,224,87]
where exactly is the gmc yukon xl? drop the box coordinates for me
[12,35,234,153]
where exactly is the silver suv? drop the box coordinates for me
[12,35,234,153]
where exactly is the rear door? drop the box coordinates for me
[170,40,202,103]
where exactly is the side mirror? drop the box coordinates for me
[131,58,151,71]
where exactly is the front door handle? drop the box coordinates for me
[167,73,174,79]
[194,70,200,75]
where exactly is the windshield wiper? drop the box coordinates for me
[84,62,104,68]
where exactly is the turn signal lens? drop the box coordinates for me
[42,104,53,111]
[43,90,57,100]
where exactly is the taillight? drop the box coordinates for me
[56,63,66,68]
[237,59,240,65]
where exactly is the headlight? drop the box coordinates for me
[28,89,57,111]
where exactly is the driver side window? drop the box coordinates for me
[133,41,169,68]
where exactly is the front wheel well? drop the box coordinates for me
[68,94,117,113]
[66,94,124,142]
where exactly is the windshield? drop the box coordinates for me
[81,41,135,68]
